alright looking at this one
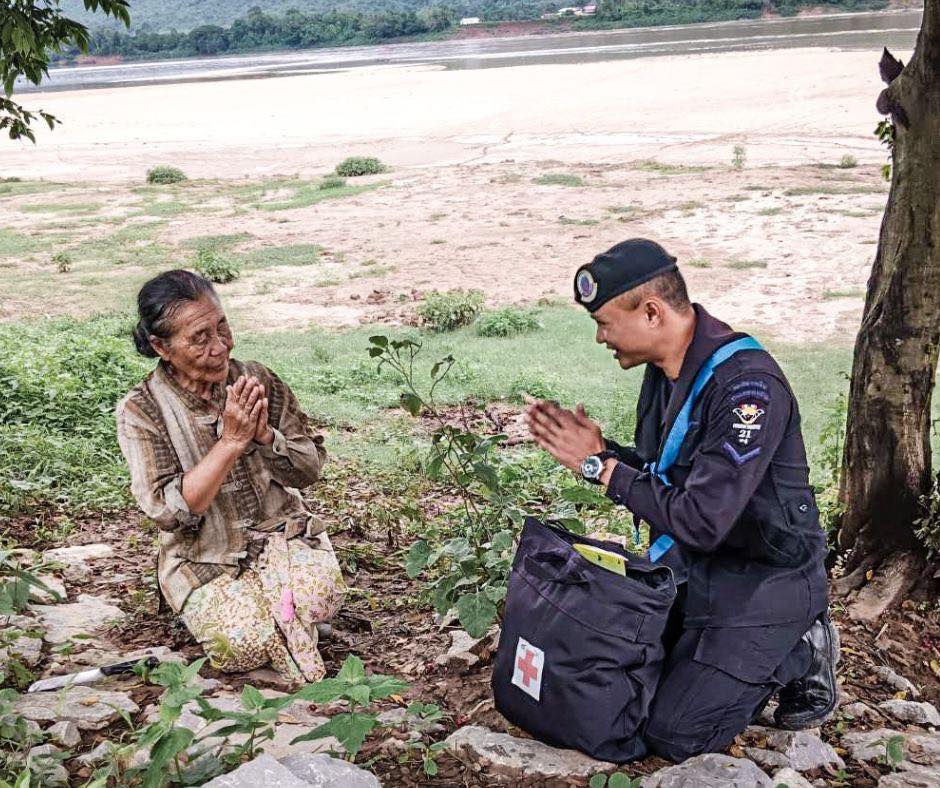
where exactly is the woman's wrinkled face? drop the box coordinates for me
[153,297,234,386]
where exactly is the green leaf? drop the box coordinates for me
[144,727,195,788]
[887,734,905,765]
[364,675,409,700]
[337,654,366,684]
[589,775,608,788]
[241,684,264,711]
[292,678,347,703]
[456,591,497,638]
[608,774,636,788]
[346,683,371,707]
[290,712,377,757]
[405,540,431,579]
[368,335,388,348]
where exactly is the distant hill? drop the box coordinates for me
[61,0,555,32]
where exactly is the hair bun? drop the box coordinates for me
[133,321,158,358]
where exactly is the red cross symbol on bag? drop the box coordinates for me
[512,637,544,701]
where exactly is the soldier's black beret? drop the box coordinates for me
[574,238,678,312]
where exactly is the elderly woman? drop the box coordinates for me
[116,269,344,685]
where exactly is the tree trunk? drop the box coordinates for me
[837,0,940,579]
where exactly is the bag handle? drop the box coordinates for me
[523,549,589,586]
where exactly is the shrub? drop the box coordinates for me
[732,144,747,170]
[915,476,940,555]
[335,157,386,177]
[0,316,148,513]
[417,289,484,332]
[476,307,541,338]
[318,175,347,190]
[839,154,858,169]
[146,165,187,185]
[52,251,72,273]
[194,247,241,284]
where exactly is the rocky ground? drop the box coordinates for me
[3,475,939,788]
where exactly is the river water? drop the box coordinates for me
[24,9,921,93]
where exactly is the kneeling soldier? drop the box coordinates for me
[526,238,839,761]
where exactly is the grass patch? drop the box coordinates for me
[784,185,886,197]
[727,260,768,270]
[136,200,189,218]
[558,216,599,226]
[476,307,542,338]
[533,173,585,187]
[0,229,43,257]
[0,180,65,198]
[71,222,172,268]
[238,243,323,269]
[20,202,103,215]
[605,204,642,215]
[758,207,783,216]
[238,178,384,211]
[182,232,253,251]
[633,160,709,175]
[676,201,704,212]
[823,289,866,299]
[349,264,394,279]
[687,258,712,268]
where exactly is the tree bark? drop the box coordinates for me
[838,0,940,574]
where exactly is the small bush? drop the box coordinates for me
[839,154,858,169]
[146,165,187,185]
[194,247,241,284]
[335,157,386,177]
[915,476,940,555]
[417,289,484,332]
[52,251,72,273]
[476,307,541,338]
[732,145,747,170]
[318,175,347,190]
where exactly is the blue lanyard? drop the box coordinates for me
[641,336,764,560]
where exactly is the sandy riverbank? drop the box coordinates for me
[2,47,903,181]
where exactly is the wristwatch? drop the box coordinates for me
[580,450,619,485]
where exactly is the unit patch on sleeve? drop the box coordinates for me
[731,402,765,446]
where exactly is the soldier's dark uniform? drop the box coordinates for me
[602,304,829,761]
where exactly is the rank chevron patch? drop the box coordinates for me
[722,441,762,466]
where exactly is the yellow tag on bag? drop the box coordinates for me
[573,543,627,576]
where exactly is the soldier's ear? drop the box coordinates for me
[643,298,665,328]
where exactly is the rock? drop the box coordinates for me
[47,720,81,748]
[842,728,940,769]
[42,543,113,569]
[879,700,940,727]
[1,633,43,667]
[771,767,815,788]
[849,553,921,623]
[377,707,445,736]
[15,686,139,730]
[31,594,126,644]
[842,701,879,721]
[641,754,773,787]
[444,725,612,780]
[435,630,483,669]
[27,743,68,786]
[29,574,66,604]
[202,753,375,788]
[746,727,844,772]
[878,769,940,787]
[874,666,922,698]
[263,723,341,760]
[280,753,382,787]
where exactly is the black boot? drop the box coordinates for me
[774,614,840,730]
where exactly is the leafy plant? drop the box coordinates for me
[589,772,643,788]
[915,473,940,555]
[51,251,72,273]
[876,733,906,770]
[335,157,386,177]
[318,175,347,190]
[1,0,130,142]
[417,290,484,332]
[0,688,42,785]
[146,166,187,185]
[475,307,541,338]
[0,551,58,616]
[838,154,858,168]
[875,119,895,181]
[814,388,848,534]
[368,335,519,636]
[291,655,408,758]
[193,247,240,284]
[732,144,747,170]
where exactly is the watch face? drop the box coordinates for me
[581,455,603,479]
